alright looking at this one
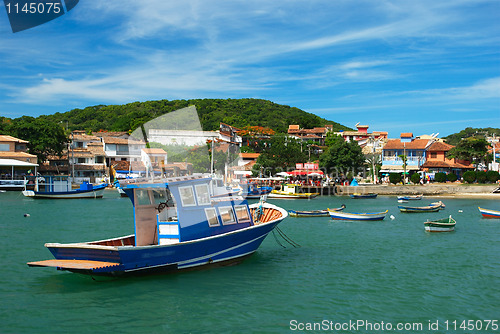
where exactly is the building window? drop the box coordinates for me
[430,152,437,158]
[0,144,9,151]
[77,158,86,163]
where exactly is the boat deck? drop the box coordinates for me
[249,207,283,225]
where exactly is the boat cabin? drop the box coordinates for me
[122,176,254,247]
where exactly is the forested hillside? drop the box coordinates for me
[443,127,500,145]
[38,98,350,133]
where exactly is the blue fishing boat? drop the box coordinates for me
[239,183,273,199]
[27,176,288,276]
[329,209,388,221]
[22,175,107,199]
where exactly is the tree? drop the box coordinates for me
[319,134,365,178]
[463,171,476,183]
[8,116,69,162]
[447,137,490,169]
[486,170,500,183]
[252,135,307,175]
[435,172,447,183]
[410,172,421,184]
[389,173,401,184]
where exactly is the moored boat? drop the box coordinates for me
[478,207,500,219]
[424,215,456,232]
[329,209,388,221]
[240,183,273,199]
[398,201,443,213]
[268,183,319,199]
[289,204,345,217]
[27,175,288,276]
[431,201,446,209]
[22,175,107,199]
[350,193,377,199]
[397,194,423,200]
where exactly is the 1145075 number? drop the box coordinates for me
[5,2,62,14]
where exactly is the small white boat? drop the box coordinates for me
[289,204,345,217]
[329,209,388,221]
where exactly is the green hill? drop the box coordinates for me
[443,127,500,145]
[44,98,351,133]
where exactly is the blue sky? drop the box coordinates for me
[1,0,499,137]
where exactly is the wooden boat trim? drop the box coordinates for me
[27,259,121,270]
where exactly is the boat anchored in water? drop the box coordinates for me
[289,204,346,217]
[268,183,319,199]
[27,176,288,276]
[424,215,456,232]
[329,209,388,221]
[22,175,107,199]
[398,201,443,213]
[478,207,500,219]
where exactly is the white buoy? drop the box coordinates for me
[458,210,463,213]
[390,215,395,220]
[24,213,30,217]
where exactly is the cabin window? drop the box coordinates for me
[205,208,220,227]
[219,206,236,225]
[136,189,153,206]
[152,188,170,205]
[234,205,251,223]
[178,186,196,207]
[195,184,210,205]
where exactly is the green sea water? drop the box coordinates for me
[1,190,499,333]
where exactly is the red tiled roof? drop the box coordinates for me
[426,141,454,152]
[421,161,474,169]
[383,139,430,150]
[400,133,413,138]
[0,135,29,143]
[240,153,260,159]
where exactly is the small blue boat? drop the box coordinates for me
[22,175,107,199]
[239,183,273,199]
[28,176,288,276]
[397,195,423,201]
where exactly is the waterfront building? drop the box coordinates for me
[420,141,474,178]
[0,135,39,188]
[96,132,146,166]
[0,135,37,164]
[67,131,107,183]
[287,124,334,146]
[380,133,431,174]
